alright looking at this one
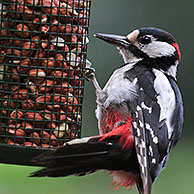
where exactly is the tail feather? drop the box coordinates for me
[30,135,138,178]
[31,141,109,166]
[30,163,98,177]
[30,133,139,192]
[30,140,111,177]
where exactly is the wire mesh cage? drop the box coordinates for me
[0,0,91,165]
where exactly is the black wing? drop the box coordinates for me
[125,65,183,194]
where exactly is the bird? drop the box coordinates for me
[30,27,183,194]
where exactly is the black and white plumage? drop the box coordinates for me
[30,27,183,194]
[126,65,183,193]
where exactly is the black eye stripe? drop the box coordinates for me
[139,36,152,44]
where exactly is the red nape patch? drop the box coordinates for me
[171,43,181,62]
[99,118,134,150]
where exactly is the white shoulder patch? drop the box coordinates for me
[152,69,176,139]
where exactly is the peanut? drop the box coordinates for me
[17,58,31,74]
[12,89,28,100]
[15,129,25,143]
[54,82,74,94]
[26,112,43,121]
[39,80,55,93]
[33,51,46,66]
[42,57,55,72]
[53,93,66,103]
[40,0,58,15]
[40,109,56,121]
[18,5,33,21]
[25,0,39,6]
[41,144,54,148]
[40,131,50,144]
[21,99,35,110]
[15,24,30,38]
[50,70,68,83]
[3,100,16,109]
[22,42,35,57]
[28,132,40,145]
[21,122,33,133]
[56,110,66,121]
[23,142,38,147]
[6,49,21,58]
[29,69,46,84]
[54,122,69,138]
[10,110,24,121]
[46,104,61,112]
[8,4,21,20]
[45,122,57,129]
[26,81,39,97]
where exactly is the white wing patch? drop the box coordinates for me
[137,105,142,111]
[152,69,176,139]
[139,120,144,128]
[145,123,159,144]
[141,102,152,113]
[152,158,156,164]
[134,106,151,190]
[149,146,153,156]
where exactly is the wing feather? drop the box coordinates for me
[132,105,152,194]
[125,64,182,193]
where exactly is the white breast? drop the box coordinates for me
[152,69,176,139]
[95,63,138,133]
[102,63,138,108]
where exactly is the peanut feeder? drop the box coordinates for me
[0,0,91,165]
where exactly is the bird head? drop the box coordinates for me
[95,27,181,78]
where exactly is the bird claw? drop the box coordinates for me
[85,59,96,82]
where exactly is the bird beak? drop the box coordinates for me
[94,33,131,48]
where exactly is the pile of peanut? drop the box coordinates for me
[0,0,90,148]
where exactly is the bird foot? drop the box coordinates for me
[85,59,96,82]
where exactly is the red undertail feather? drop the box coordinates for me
[109,171,139,190]
[105,107,129,129]
[100,117,134,150]
[99,109,137,189]
[100,107,132,134]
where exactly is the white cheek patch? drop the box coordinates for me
[141,41,176,58]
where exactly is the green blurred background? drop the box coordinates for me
[0,0,194,193]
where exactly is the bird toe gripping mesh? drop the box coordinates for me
[0,0,91,165]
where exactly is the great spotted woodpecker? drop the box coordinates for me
[30,27,183,194]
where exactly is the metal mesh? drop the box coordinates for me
[0,0,90,151]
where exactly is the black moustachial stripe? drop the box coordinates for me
[130,47,177,71]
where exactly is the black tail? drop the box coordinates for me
[30,136,138,178]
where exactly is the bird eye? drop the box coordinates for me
[139,36,152,44]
